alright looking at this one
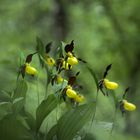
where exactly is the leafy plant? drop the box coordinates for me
[0,38,136,140]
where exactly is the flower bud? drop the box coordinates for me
[46,57,55,66]
[25,63,37,76]
[103,79,118,90]
[123,100,136,111]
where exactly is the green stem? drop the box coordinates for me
[108,107,117,140]
[45,65,50,99]
[56,78,66,122]
[36,76,40,105]
[90,91,99,127]
[84,91,99,139]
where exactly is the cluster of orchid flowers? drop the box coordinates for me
[19,40,136,113]
[19,40,86,105]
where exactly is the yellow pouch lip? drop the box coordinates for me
[103,79,118,90]
[66,88,77,98]
[123,100,136,111]
[25,63,37,76]
[67,57,78,65]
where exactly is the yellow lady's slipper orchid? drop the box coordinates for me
[74,94,85,103]
[62,61,72,70]
[123,100,136,111]
[66,88,77,98]
[103,79,118,90]
[46,57,55,66]
[67,52,78,65]
[67,56,78,65]
[25,63,37,76]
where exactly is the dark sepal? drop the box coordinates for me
[76,71,80,76]
[62,94,66,102]
[119,101,126,116]
[123,87,130,99]
[98,80,106,96]
[68,64,72,70]
[25,52,37,63]
[103,64,112,78]
[98,80,104,90]
[100,88,106,96]
[68,76,76,86]
[51,76,56,86]
[56,58,63,72]
[78,58,87,63]
[45,42,52,53]
[61,88,67,102]
[20,64,26,78]
[65,40,74,53]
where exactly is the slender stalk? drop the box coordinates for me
[84,91,99,139]
[90,91,99,127]
[36,75,40,105]
[45,65,50,99]
[108,107,117,140]
[56,78,65,122]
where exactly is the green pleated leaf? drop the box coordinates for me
[12,97,25,114]
[13,79,28,99]
[47,124,57,140]
[59,41,66,57]
[0,114,34,140]
[36,37,45,67]
[86,66,98,90]
[36,94,58,132]
[0,91,12,102]
[57,102,95,140]
[0,102,12,120]
[24,111,36,131]
[36,37,44,57]
[18,51,25,67]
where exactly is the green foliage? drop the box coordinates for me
[12,97,25,114]
[36,37,45,67]
[13,79,28,99]
[47,124,57,140]
[0,114,34,140]
[0,0,139,139]
[36,94,58,132]
[0,91,12,102]
[0,37,138,140]
[0,102,12,120]
[57,102,94,140]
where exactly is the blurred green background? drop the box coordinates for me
[0,0,140,140]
